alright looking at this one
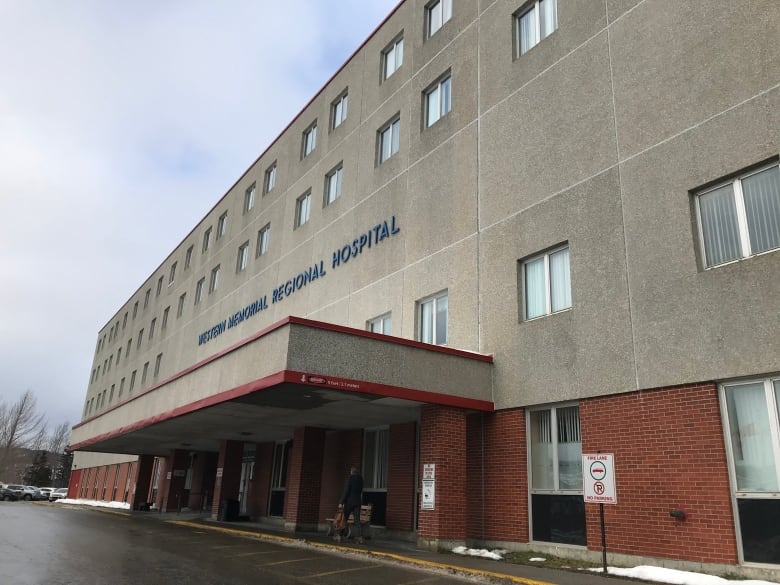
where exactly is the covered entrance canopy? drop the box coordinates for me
[71,317,494,456]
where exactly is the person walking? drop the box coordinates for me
[339,465,364,544]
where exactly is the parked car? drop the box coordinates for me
[49,488,68,501]
[3,485,26,499]
[21,486,47,501]
[0,486,19,501]
[38,487,54,500]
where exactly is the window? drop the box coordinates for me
[257,224,271,257]
[302,122,317,158]
[522,245,571,320]
[378,117,401,164]
[116,347,122,365]
[516,0,558,56]
[244,182,256,213]
[141,362,149,386]
[109,384,115,405]
[367,313,392,335]
[363,428,389,489]
[149,318,156,340]
[209,265,221,293]
[122,312,127,329]
[119,377,125,399]
[137,329,144,349]
[202,227,212,253]
[129,370,136,393]
[382,36,404,80]
[295,192,311,227]
[154,353,163,378]
[169,262,177,285]
[195,278,205,304]
[721,376,780,563]
[144,288,151,308]
[236,242,250,273]
[126,339,132,358]
[217,212,228,239]
[264,162,277,194]
[426,0,452,38]
[696,163,780,268]
[331,92,348,129]
[325,164,343,205]
[185,245,193,269]
[156,276,163,297]
[133,301,138,319]
[177,293,186,317]
[425,75,452,127]
[418,291,447,345]
[162,306,169,330]
[528,404,585,545]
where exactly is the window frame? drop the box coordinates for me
[527,402,583,494]
[367,313,392,335]
[244,182,256,213]
[264,162,277,194]
[184,245,193,269]
[362,427,390,490]
[331,91,348,130]
[168,261,177,286]
[302,122,317,158]
[257,223,271,257]
[382,36,404,80]
[418,290,448,345]
[426,0,452,38]
[295,191,312,228]
[177,293,186,318]
[217,211,228,239]
[194,277,205,305]
[324,163,344,205]
[521,244,572,321]
[425,74,452,127]
[377,116,401,165]
[694,162,780,269]
[236,241,250,273]
[514,0,558,57]
[202,227,212,253]
[209,264,221,294]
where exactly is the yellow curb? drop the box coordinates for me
[167,520,554,585]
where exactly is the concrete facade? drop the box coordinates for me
[71,0,780,579]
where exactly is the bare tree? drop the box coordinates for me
[46,421,71,455]
[0,390,47,474]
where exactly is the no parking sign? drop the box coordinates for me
[582,453,617,504]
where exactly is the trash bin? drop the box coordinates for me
[220,498,240,521]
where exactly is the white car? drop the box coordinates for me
[39,487,55,499]
[49,488,68,501]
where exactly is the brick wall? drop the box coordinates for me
[580,383,738,564]
[251,442,274,518]
[318,430,363,522]
[387,422,417,531]
[467,410,528,542]
[285,427,325,526]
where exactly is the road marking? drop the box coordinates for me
[305,563,382,577]
[396,578,440,585]
[263,556,321,566]
[230,550,276,558]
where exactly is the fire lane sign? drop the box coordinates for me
[582,453,617,504]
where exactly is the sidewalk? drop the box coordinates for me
[142,510,643,585]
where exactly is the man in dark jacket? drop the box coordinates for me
[339,465,364,543]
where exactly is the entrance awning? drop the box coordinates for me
[70,317,493,455]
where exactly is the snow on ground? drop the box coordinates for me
[450,547,779,585]
[58,498,131,510]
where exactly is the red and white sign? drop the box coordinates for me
[582,454,617,504]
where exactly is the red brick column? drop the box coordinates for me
[130,455,154,509]
[285,427,326,530]
[580,383,737,565]
[319,430,363,522]
[418,405,467,550]
[251,443,274,518]
[159,450,188,512]
[211,440,243,520]
[387,421,417,532]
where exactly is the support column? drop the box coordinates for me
[387,421,417,532]
[159,449,189,512]
[251,443,274,518]
[211,440,243,520]
[132,454,155,509]
[284,427,326,531]
[417,405,468,551]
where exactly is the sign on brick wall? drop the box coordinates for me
[582,453,617,504]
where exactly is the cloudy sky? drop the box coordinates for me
[0,0,400,437]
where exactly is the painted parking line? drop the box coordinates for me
[305,563,383,578]
[230,550,277,558]
[262,556,321,566]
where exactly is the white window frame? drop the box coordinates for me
[426,0,452,38]
[425,75,452,127]
[695,162,780,269]
[257,224,270,256]
[331,92,348,129]
[168,262,177,286]
[177,293,186,317]
[325,164,343,205]
[217,212,228,239]
[527,402,583,493]
[515,0,558,57]
[194,278,205,305]
[418,291,448,345]
[236,241,250,273]
[367,313,392,335]
[244,182,256,213]
[209,265,221,293]
[295,192,311,227]
[363,427,389,490]
[154,353,162,378]
[264,162,277,194]
[382,36,404,80]
[378,117,401,164]
[302,122,317,158]
[202,227,212,253]
[184,245,193,269]
[522,244,571,321]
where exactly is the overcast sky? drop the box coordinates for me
[0,0,401,438]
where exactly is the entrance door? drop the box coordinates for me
[239,460,254,516]
[268,441,291,517]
